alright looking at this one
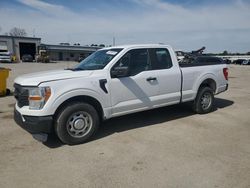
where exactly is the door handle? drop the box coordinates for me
[146,77,157,81]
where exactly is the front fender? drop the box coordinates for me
[50,88,107,114]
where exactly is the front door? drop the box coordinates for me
[109,48,159,117]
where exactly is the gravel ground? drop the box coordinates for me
[0,62,249,188]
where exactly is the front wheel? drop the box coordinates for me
[193,87,214,114]
[55,102,99,145]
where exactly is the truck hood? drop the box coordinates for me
[14,69,93,86]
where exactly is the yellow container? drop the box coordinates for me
[0,68,11,96]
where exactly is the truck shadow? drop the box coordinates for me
[43,98,234,148]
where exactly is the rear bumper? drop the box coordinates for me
[225,83,228,91]
[216,83,228,94]
[14,108,53,134]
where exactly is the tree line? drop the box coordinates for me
[0,26,27,37]
[207,50,250,56]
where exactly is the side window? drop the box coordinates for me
[113,53,130,69]
[129,49,150,76]
[112,49,151,76]
[150,48,172,70]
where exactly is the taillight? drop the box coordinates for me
[223,68,228,80]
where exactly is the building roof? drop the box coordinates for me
[0,35,41,40]
[40,44,101,52]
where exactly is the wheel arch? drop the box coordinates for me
[198,78,217,93]
[194,72,218,96]
[54,95,105,121]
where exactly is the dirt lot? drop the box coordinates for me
[0,62,249,188]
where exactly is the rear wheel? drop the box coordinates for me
[193,87,214,114]
[55,102,99,145]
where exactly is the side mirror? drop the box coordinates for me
[111,66,129,78]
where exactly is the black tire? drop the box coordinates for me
[55,102,99,145]
[193,87,214,114]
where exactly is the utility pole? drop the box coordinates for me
[112,36,115,46]
[33,29,35,37]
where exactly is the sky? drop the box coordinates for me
[0,0,250,53]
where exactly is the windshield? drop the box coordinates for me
[74,48,123,70]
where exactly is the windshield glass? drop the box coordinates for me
[74,48,123,70]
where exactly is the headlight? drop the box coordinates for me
[28,87,51,110]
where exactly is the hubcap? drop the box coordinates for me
[201,93,212,110]
[74,119,85,130]
[66,111,93,138]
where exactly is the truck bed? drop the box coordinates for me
[180,61,228,103]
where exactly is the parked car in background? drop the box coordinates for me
[22,54,33,62]
[233,59,246,65]
[78,54,86,62]
[242,59,250,65]
[0,50,11,63]
[223,59,231,64]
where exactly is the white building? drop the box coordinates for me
[0,35,103,62]
[39,44,100,61]
[0,35,41,62]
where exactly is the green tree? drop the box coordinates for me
[222,50,228,55]
[9,27,27,37]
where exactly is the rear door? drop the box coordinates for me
[148,48,182,106]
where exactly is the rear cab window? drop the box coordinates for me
[149,48,173,70]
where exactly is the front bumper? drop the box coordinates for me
[14,107,53,134]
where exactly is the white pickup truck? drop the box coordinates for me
[14,44,228,144]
